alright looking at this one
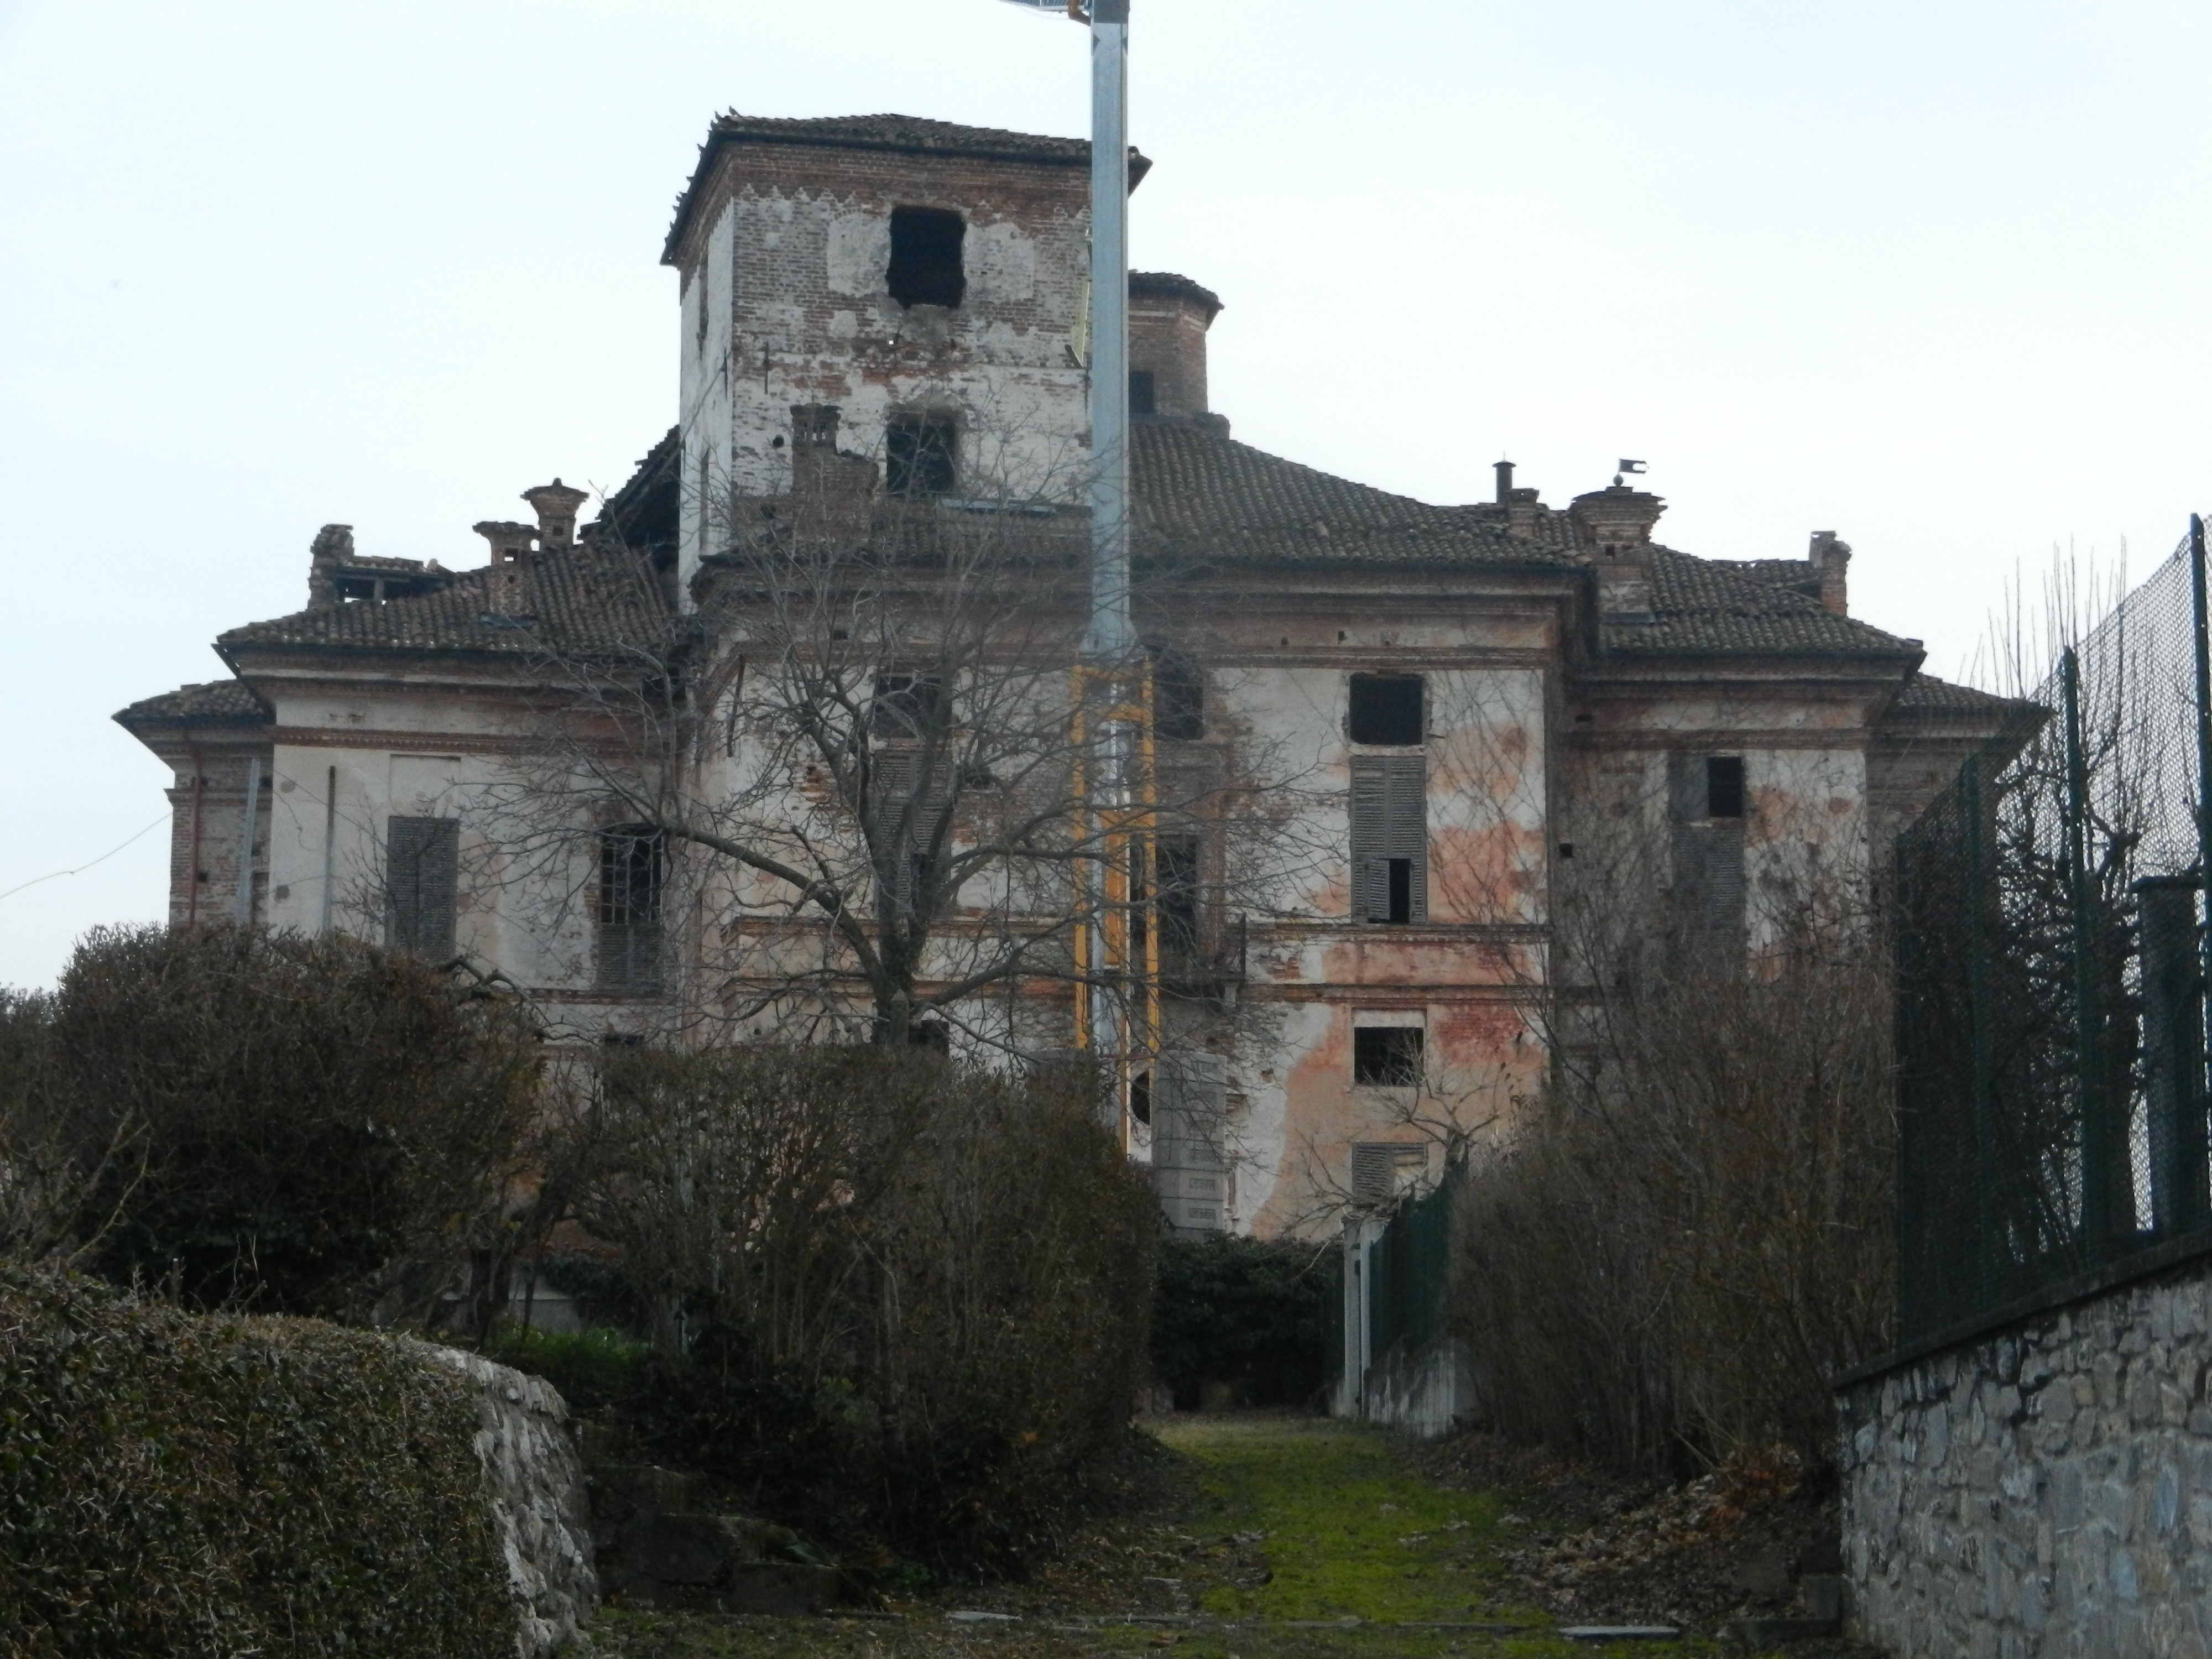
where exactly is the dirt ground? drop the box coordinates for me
[572,1415,1884,1659]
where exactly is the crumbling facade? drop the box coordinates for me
[118,114,2021,1238]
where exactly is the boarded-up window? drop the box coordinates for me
[386,816,458,957]
[1669,752,1745,958]
[597,826,665,995]
[1350,754,1426,924]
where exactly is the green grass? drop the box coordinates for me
[1164,1416,1512,1625]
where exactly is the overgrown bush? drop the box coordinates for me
[5,923,540,1326]
[1151,1233,1335,1410]
[535,1045,1157,1571]
[0,1264,512,1657]
[1454,936,1895,1474]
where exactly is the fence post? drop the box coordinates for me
[1963,757,1997,1307]
[2191,514,2212,1217]
[2138,877,2207,1233]
[2064,647,2120,1258]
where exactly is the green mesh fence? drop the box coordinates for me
[1366,1169,1456,1360]
[1895,521,2212,1343]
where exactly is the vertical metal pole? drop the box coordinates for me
[320,764,337,933]
[1083,0,1134,1121]
[2063,647,2111,1256]
[1086,0,1132,665]
[2190,514,2212,1219]
[233,757,262,926]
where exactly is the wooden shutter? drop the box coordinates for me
[387,816,458,957]
[1667,753,1744,958]
[1349,755,1426,923]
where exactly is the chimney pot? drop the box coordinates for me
[521,478,590,551]
[1494,460,1515,505]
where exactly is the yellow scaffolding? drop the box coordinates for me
[1068,659,1160,1154]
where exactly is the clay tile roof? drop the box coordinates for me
[1131,421,1566,570]
[217,540,671,660]
[113,680,269,727]
[1731,556,1821,594]
[664,112,1151,264]
[1889,672,2036,717]
[1129,272,1224,320]
[1609,548,1918,657]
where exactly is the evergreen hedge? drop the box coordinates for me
[0,1266,513,1657]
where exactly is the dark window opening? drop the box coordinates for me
[1353,1026,1423,1088]
[1130,1070,1153,1126]
[1157,834,1202,962]
[1385,858,1413,925]
[1349,674,1425,745]
[886,416,958,498]
[908,1020,951,1054]
[886,207,966,308]
[597,825,665,995]
[1558,842,1575,860]
[1707,755,1745,819]
[872,672,946,742]
[1129,369,1157,416]
[386,816,458,957]
[1153,649,1205,740]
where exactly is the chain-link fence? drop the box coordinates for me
[1895,520,2212,1342]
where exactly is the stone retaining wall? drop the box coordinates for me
[416,1344,598,1658]
[1839,1258,2212,1658]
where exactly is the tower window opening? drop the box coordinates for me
[886,207,966,309]
[886,416,958,498]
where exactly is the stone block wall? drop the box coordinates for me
[1839,1256,2212,1657]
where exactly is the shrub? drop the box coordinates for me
[1453,937,1895,1473]
[0,1264,512,1658]
[484,1322,653,1415]
[1151,1233,1336,1410]
[546,1045,1157,1570]
[18,923,540,1325]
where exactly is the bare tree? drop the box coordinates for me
[479,407,1318,1064]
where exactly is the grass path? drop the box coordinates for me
[580,1416,1722,1659]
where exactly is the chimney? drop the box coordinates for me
[1809,530,1851,617]
[1569,481,1667,625]
[307,524,354,608]
[1128,273,1223,419]
[473,519,537,615]
[787,404,877,535]
[522,478,589,551]
[1494,460,1515,505]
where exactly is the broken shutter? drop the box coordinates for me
[1349,755,1427,923]
[867,749,952,917]
[387,816,458,957]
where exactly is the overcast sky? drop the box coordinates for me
[3,0,2207,988]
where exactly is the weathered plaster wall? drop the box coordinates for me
[1840,1258,2212,1658]
[676,144,1094,589]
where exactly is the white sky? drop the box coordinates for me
[3,0,2208,988]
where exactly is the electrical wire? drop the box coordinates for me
[0,815,170,906]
